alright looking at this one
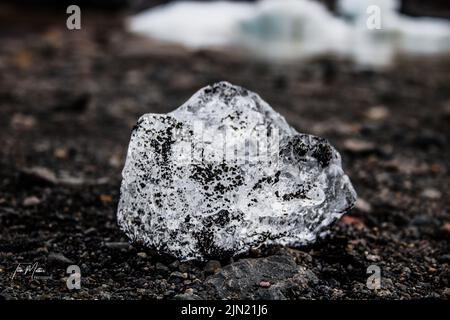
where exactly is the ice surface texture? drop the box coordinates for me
[118,82,356,260]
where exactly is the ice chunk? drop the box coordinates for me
[117,82,357,260]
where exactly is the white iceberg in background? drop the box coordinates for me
[338,0,450,67]
[128,0,450,68]
[128,1,253,48]
[343,0,403,68]
[238,0,351,60]
[396,17,450,55]
[128,0,351,56]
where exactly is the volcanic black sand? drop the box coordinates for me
[0,7,449,299]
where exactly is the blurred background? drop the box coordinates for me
[0,0,448,300]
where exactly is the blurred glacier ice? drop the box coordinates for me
[129,1,253,47]
[237,0,351,60]
[338,0,450,67]
[338,0,400,21]
[128,0,450,68]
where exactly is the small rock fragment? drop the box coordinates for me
[54,148,68,159]
[411,215,434,226]
[84,227,97,235]
[48,252,73,265]
[169,260,180,270]
[421,188,441,200]
[170,271,188,280]
[340,215,365,229]
[205,255,318,299]
[204,260,221,275]
[104,242,130,250]
[173,293,202,300]
[21,167,58,185]
[438,254,450,263]
[11,113,36,129]
[441,222,450,234]
[155,262,170,274]
[20,167,108,187]
[365,254,380,262]
[0,288,16,300]
[366,106,389,121]
[23,196,41,207]
[137,252,147,258]
[355,198,372,213]
[343,139,376,153]
[178,263,190,273]
[99,194,114,204]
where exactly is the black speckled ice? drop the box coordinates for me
[117,82,356,260]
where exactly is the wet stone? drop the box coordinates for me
[118,81,356,261]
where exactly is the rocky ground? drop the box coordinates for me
[0,6,449,300]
